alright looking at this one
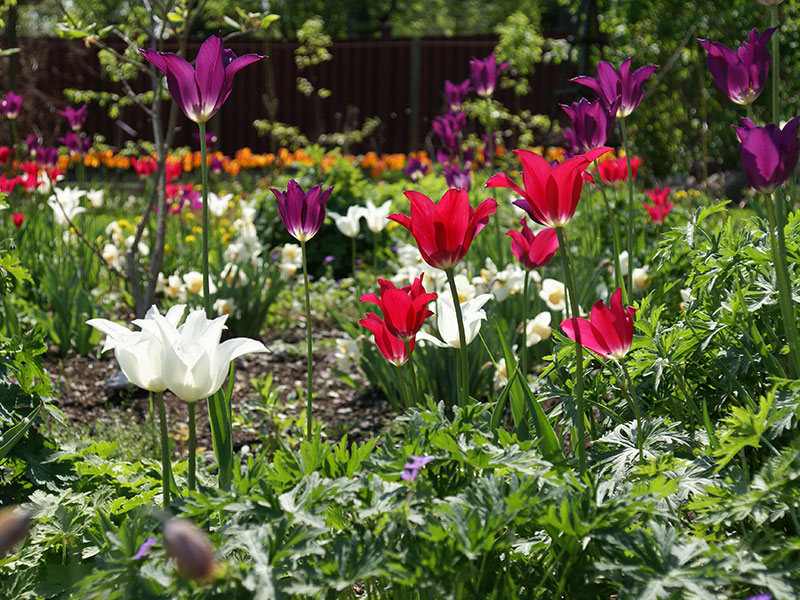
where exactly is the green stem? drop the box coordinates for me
[372,231,378,272]
[10,119,18,151]
[765,192,800,378]
[445,268,470,406]
[156,391,171,508]
[351,235,357,279]
[555,227,587,473]
[198,121,211,315]
[620,118,635,299]
[770,5,780,126]
[521,270,529,374]
[595,160,626,303]
[187,402,196,492]
[77,154,85,188]
[395,364,411,409]
[619,360,644,462]
[405,340,421,406]
[301,239,314,439]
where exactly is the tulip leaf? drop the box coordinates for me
[0,402,42,460]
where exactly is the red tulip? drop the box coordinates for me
[11,212,24,228]
[360,275,436,342]
[388,188,497,270]
[561,288,636,360]
[507,221,559,270]
[360,313,414,366]
[486,146,611,228]
[642,187,673,223]
[597,156,643,183]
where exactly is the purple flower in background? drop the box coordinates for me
[133,537,157,560]
[444,79,472,111]
[324,255,335,263]
[444,162,472,190]
[27,135,41,156]
[38,147,60,166]
[404,155,429,181]
[698,28,776,106]
[140,35,262,124]
[734,116,800,193]
[209,155,224,173]
[1,92,24,119]
[194,129,218,147]
[432,112,466,151]
[470,52,509,98]
[270,179,332,242]
[59,104,88,132]
[561,98,616,152]
[58,132,90,155]
[401,455,434,481]
[572,57,658,118]
[746,595,772,600]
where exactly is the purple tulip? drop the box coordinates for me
[432,112,466,151]
[561,98,616,152]
[443,162,472,190]
[404,156,429,181]
[140,36,262,124]
[38,147,60,166]
[401,455,434,482]
[1,92,24,119]
[734,116,800,193]
[194,129,218,147]
[444,79,471,111]
[746,595,772,600]
[59,104,88,132]
[58,131,90,155]
[26,135,40,155]
[470,53,509,98]
[571,57,658,118]
[698,29,775,106]
[270,179,332,242]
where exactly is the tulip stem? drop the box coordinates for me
[156,391,171,508]
[405,340,421,406]
[555,227,587,473]
[198,121,211,315]
[446,268,470,407]
[395,364,411,409]
[594,159,626,304]
[770,5,780,127]
[301,239,314,439]
[765,192,800,378]
[521,270,529,375]
[618,360,644,463]
[10,119,18,152]
[620,118,635,300]
[187,402,196,492]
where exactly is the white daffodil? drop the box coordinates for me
[632,266,651,293]
[208,192,234,218]
[361,198,392,233]
[143,309,267,402]
[183,271,216,296]
[166,275,186,301]
[329,205,363,238]
[618,250,629,277]
[396,244,423,268]
[539,278,566,312]
[417,294,492,349]
[48,187,86,227]
[526,311,552,346]
[220,262,249,286]
[87,189,104,208]
[491,264,526,302]
[87,305,187,392]
[213,297,235,316]
[101,243,121,266]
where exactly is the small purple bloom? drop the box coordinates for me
[698,28,775,106]
[209,155,224,173]
[470,53,510,98]
[38,147,60,166]
[432,112,466,152]
[443,162,471,191]
[404,156,429,181]
[401,455,435,482]
[270,179,332,243]
[140,35,263,124]
[324,255,335,263]
[58,132,90,155]
[746,595,772,600]
[194,129,218,147]
[1,91,24,119]
[444,79,471,111]
[27,135,41,156]
[133,536,157,560]
[734,116,800,193]
[561,98,616,153]
[572,57,658,118]
[59,104,88,132]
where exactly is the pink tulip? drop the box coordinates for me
[561,288,636,360]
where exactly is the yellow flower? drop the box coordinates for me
[386,221,398,232]
[185,235,196,243]
[164,244,170,252]
[118,219,131,229]
[192,226,202,234]
[222,233,232,244]
[185,212,196,220]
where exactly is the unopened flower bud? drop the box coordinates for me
[0,506,32,558]
[163,519,216,581]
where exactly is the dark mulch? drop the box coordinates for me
[43,327,392,454]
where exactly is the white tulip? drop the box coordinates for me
[87,305,186,392]
[539,278,566,312]
[329,205,363,238]
[208,192,233,218]
[361,198,392,233]
[526,311,552,346]
[417,294,492,349]
[48,187,86,228]
[87,189,104,208]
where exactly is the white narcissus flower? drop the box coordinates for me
[396,244,423,268]
[618,250,630,277]
[539,278,566,312]
[334,337,361,372]
[87,305,187,392]
[220,262,249,286]
[328,205,363,238]
[361,198,392,233]
[632,266,651,293]
[213,297,235,316]
[183,271,216,296]
[208,192,234,218]
[48,187,86,227]
[101,243,120,265]
[526,311,552,346]
[87,189,104,208]
[280,243,302,268]
[166,275,185,300]
[417,294,492,349]
[143,309,268,402]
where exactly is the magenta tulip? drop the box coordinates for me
[270,179,332,242]
[470,53,509,98]
[1,92,24,119]
[445,79,472,111]
[734,116,800,193]
[507,221,559,270]
[140,36,262,124]
[59,104,88,132]
[561,98,615,153]
[571,57,658,118]
[561,288,636,360]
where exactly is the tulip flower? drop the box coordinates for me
[11,212,24,228]
[404,156,429,181]
[271,179,332,243]
[507,221,559,270]
[698,29,775,106]
[443,162,472,190]
[360,275,436,342]
[445,79,472,111]
[432,112,466,152]
[733,116,800,193]
[470,52,509,98]
[597,156,643,183]
[59,104,88,132]
[417,293,491,349]
[47,187,86,228]
[139,36,262,124]
[389,188,497,271]
[163,519,216,581]
[561,98,616,152]
[561,288,635,360]
[571,57,658,119]
[486,146,610,228]
[58,131,90,155]
[329,205,363,238]
[643,187,673,223]
[361,198,392,233]
[360,313,413,366]
[1,91,24,119]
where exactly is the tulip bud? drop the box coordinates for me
[163,519,216,581]
[0,506,32,558]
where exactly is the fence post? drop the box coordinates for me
[409,37,421,150]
